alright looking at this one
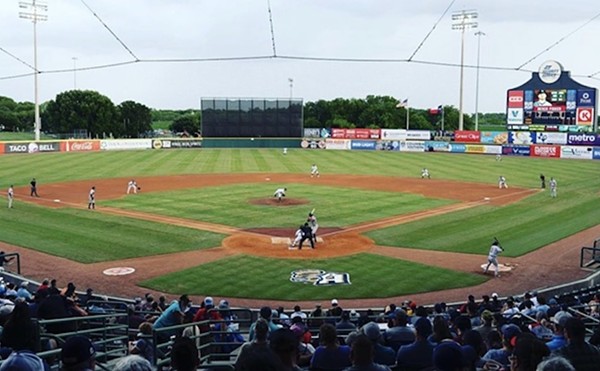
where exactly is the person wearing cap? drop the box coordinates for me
[509,332,550,371]
[345,334,392,371]
[482,323,521,369]
[554,316,600,371]
[484,238,504,278]
[0,350,51,371]
[534,296,550,315]
[383,309,415,352]
[359,322,395,366]
[336,311,357,334]
[112,355,152,371]
[545,311,572,351]
[432,340,469,371]
[15,281,33,301]
[61,335,96,371]
[327,298,343,318]
[396,317,435,369]
[311,323,351,370]
[152,294,191,340]
[308,303,324,329]
[474,310,495,341]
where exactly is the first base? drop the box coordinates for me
[53,199,61,203]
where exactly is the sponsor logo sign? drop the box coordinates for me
[576,107,594,126]
[324,139,350,150]
[399,141,425,152]
[538,60,562,84]
[502,145,530,156]
[480,131,508,145]
[290,269,351,286]
[566,133,600,145]
[350,140,376,150]
[465,145,485,153]
[567,89,577,110]
[449,144,466,153]
[159,139,203,149]
[507,108,523,125]
[535,132,567,145]
[303,128,321,138]
[530,145,560,158]
[4,142,60,154]
[100,139,152,151]
[406,130,431,140]
[593,147,600,160]
[560,146,593,159]
[577,89,596,107]
[509,132,535,145]
[508,90,524,108]
[66,140,101,152]
[524,90,534,111]
[454,130,481,143]
[381,129,407,141]
[424,141,450,152]
[376,140,400,151]
[332,128,380,139]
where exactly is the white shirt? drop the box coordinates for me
[488,244,503,259]
[311,165,318,173]
[128,180,136,187]
[274,188,286,196]
[422,169,429,175]
[294,229,302,239]
[550,179,557,189]
[7,187,13,198]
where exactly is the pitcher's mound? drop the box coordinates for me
[249,198,309,206]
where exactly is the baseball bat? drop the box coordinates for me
[311,208,316,215]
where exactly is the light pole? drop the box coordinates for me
[72,57,78,90]
[452,9,478,131]
[19,0,48,141]
[288,78,294,99]
[474,31,485,131]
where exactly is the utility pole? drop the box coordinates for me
[474,31,486,131]
[72,57,78,89]
[452,10,478,131]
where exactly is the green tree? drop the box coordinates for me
[43,90,119,138]
[118,100,152,137]
[170,114,200,136]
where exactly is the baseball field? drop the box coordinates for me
[1,148,599,307]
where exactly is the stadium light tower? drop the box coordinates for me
[288,78,294,99]
[452,9,478,131]
[474,31,486,131]
[72,57,78,90]
[19,0,48,141]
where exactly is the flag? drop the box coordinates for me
[396,98,408,108]
[429,105,444,115]
[438,105,444,112]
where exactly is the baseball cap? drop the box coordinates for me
[491,293,499,298]
[433,341,465,371]
[61,335,96,366]
[548,298,558,305]
[361,322,381,341]
[551,311,573,327]
[203,296,214,307]
[0,351,45,371]
[218,299,230,310]
[501,324,522,346]
[331,299,338,305]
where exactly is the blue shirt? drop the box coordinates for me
[396,340,435,369]
[546,335,568,352]
[482,348,511,369]
[311,345,352,370]
[152,301,184,335]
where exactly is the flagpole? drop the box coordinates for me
[441,107,445,132]
[406,106,410,130]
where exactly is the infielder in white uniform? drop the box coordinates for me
[421,168,431,179]
[549,177,557,198]
[127,179,138,194]
[88,186,96,210]
[310,164,320,178]
[290,225,303,248]
[273,187,287,202]
[307,212,319,243]
[498,176,508,189]
[7,185,14,209]
[483,239,504,278]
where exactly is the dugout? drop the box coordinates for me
[201,98,303,138]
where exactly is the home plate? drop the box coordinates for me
[483,197,490,201]
[480,263,512,273]
[265,177,271,181]
[54,199,61,203]
[271,237,324,244]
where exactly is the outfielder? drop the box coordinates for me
[310,164,320,178]
[549,177,557,198]
[88,186,96,210]
[307,211,319,243]
[498,176,508,189]
[273,187,287,202]
[483,238,504,278]
[290,225,303,249]
[7,185,14,209]
[421,168,431,179]
[127,179,138,194]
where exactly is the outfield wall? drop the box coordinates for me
[0,135,598,160]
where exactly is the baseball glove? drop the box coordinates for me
[137,187,141,191]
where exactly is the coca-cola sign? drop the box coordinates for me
[66,140,101,152]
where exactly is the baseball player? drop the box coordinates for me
[290,225,303,249]
[310,164,320,178]
[88,186,96,210]
[127,179,138,194]
[540,174,546,189]
[307,212,319,244]
[483,238,504,278]
[421,168,431,179]
[7,185,14,209]
[298,222,315,250]
[495,154,502,161]
[498,176,508,189]
[283,147,288,155]
[273,187,287,202]
[30,178,39,197]
[549,177,557,198]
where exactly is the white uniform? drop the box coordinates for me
[549,178,557,198]
[273,188,286,201]
[127,180,138,194]
[88,187,96,209]
[290,228,302,248]
[308,214,319,240]
[7,186,14,208]
[484,243,503,277]
[498,176,508,189]
[421,168,430,179]
[283,148,288,155]
[310,165,320,177]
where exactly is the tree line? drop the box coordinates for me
[0,90,508,138]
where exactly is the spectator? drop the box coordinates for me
[290,320,315,367]
[327,298,343,318]
[37,290,76,334]
[152,294,191,341]
[61,335,96,371]
[429,315,454,345]
[510,332,550,371]
[545,311,571,352]
[453,315,473,344]
[270,328,302,371]
[48,279,60,296]
[308,303,324,329]
[344,334,392,371]
[530,311,554,341]
[462,329,487,367]
[129,322,156,365]
[383,309,415,351]
[310,323,352,370]
[336,311,357,334]
[474,310,494,341]
[278,306,291,327]
[36,279,50,296]
[535,296,550,315]
[490,293,503,312]
[291,305,307,320]
[503,299,520,319]
[0,350,51,371]
[360,322,395,366]
[112,355,152,371]
[396,316,435,370]
[0,301,37,351]
[170,337,200,371]
[248,306,281,341]
[535,355,575,371]
[588,294,600,318]
[158,295,167,312]
[16,282,33,302]
[481,323,521,369]
[554,317,600,371]
[432,340,467,371]
[79,288,94,307]
[235,318,278,370]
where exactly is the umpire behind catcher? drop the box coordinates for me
[298,223,314,250]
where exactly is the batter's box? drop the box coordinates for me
[271,237,324,244]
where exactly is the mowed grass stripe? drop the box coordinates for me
[141,254,486,301]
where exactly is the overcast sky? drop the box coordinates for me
[1,0,599,113]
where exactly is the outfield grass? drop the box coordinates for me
[141,253,486,300]
[103,184,453,228]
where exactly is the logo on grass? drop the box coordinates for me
[290,269,351,286]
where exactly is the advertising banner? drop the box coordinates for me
[406,130,431,140]
[530,145,561,158]
[535,132,567,145]
[449,144,466,153]
[152,139,203,149]
[303,128,321,138]
[63,140,101,152]
[325,139,350,150]
[576,107,594,126]
[399,141,425,152]
[577,89,596,107]
[331,128,380,139]
[480,132,508,145]
[560,146,593,160]
[593,147,600,160]
[100,139,152,151]
[509,132,535,145]
[381,129,407,141]
[331,128,346,139]
[507,108,524,125]
[566,133,600,146]
[424,141,450,152]
[454,130,481,143]
[502,145,531,156]
[376,140,400,151]
[4,142,60,154]
[350,140,376,150]
[301,139,326,149]
[508,90,524,108]
[464,145,485,154]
